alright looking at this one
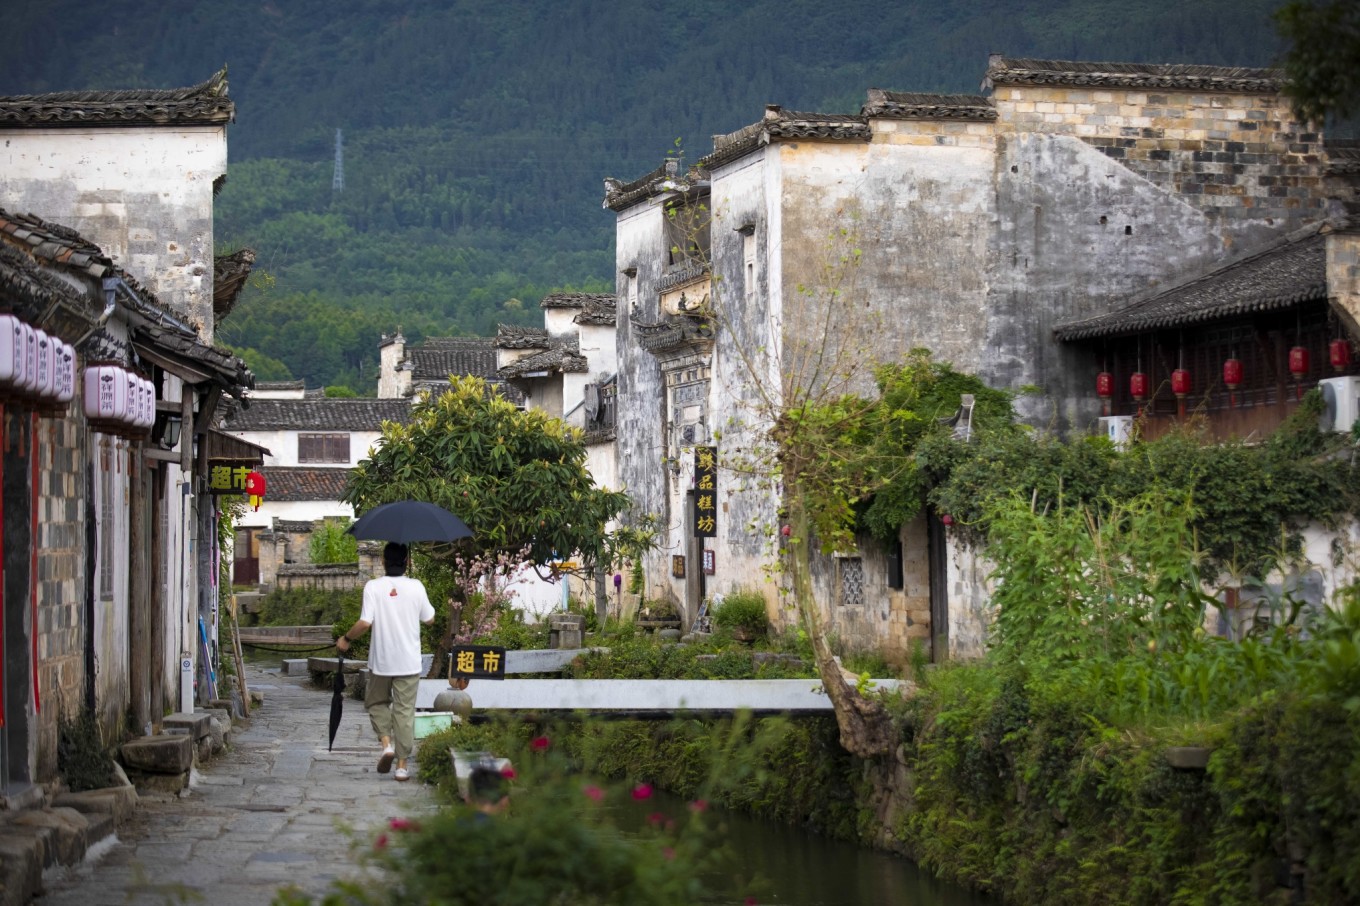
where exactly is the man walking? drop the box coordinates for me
[337,542,435,781]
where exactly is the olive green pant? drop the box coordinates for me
[364,673,421,762]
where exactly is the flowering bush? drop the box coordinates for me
[277,730,749,906]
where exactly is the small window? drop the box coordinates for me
[839,557,864,607]
[298,433,350,464]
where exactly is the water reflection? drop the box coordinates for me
[633,792,990,906]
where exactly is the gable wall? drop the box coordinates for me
[0,126,227,336]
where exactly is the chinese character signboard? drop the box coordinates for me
[208,460,256,496]
[693,445,717,538]
[703,549,716,575]
[450,644,507,680]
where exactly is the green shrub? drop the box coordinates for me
[260,586,359,627]
[59,709,115,792]
[712,589,769,637]
[308,518,357,564]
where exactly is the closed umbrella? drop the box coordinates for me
[347,501,473,544]
[328,651,346,752]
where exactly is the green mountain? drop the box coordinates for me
[0,0,1289,392]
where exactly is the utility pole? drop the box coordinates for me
[332,129,344,193]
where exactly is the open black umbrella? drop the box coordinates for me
[328,651,346,752]
[347,501,473,544]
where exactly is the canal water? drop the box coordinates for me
[638,792,990,906]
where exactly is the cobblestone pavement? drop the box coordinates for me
[39,662,439,906]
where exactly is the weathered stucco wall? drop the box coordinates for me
[613,201,674,605]
[0,126,227,337]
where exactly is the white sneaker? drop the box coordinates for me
[394,767,410,782]
[377,746,395,774]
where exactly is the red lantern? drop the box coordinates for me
[1096,372,1114,399]
[1223,358,1243,390]
[1289,346,1309,379]
[1171,368,1191,398]
[1130,372,1148,401]
[245,470,267,512]
[1330,338,1352,372]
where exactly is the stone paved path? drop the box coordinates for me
[39,662,438,906]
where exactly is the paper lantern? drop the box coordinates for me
[1130,372,1149,401]
[1289,346,1310,379]
[1096,372,1114,399]
[1171,368,1191,398]
[1223,358,1243,390]
[1330,339,1352,372]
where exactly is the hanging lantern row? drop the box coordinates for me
[83,364,155,437]
[1098,341,1357,404]
[0,313,76,413]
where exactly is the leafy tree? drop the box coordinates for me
[1275,0,1360,123]
[344,375,630,668]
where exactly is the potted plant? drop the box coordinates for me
[713,589,770,643]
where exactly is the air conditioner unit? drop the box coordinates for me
[1318,376,1360,433]
[1098,415,1134,449]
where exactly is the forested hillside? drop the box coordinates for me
[0,0,1290,392]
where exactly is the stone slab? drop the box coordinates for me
[0,833,42,906]
[9,807,88,867]
[503,647,607,674]
[52,784,138,825]
[415,678,904,712]
[121,733,194,774]
[1165,746,1213,770]
[281,658,310,675]
[164,711,212,740]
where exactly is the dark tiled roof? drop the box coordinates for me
[213,247,255,323]
[495,324,551,350]
[984,56,1284,94]
[0,68,234,127]
[0,208,251,390]
[541,292,614,310]
[1054,226,1329,341]
[0,242,93,329]
[700,106,871,171]
[862,89,997,121]
[410,337,500,383]
[497,338,588,378]
[603,159,696,212]
[634,318,715,353]
[575,296,617,326]
[222,397,412,431]
[259,466,353,503]
[255,380,307,392]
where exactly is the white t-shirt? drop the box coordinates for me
[359,574,435,676]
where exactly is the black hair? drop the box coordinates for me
[383,542,409,576]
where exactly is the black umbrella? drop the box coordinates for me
[347,501,473,544]
[328,651,345,752]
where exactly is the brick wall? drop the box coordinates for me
[35,413,86,781]
[993,85,1329,235]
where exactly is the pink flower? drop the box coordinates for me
[743,898,758,906]
[387,817,419,832]
[688,799,708,813]
[501,766,517,779]
[583,784,605,801]
[662,846,676,861]
[374,833,389,851]
[530,736,551,752]
[631,783,654,801]
[646,811,666,826]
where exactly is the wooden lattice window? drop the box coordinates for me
[298,433,350,464]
